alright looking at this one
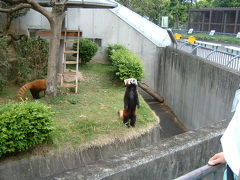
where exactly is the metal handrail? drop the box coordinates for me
[205,50,218,59]
[227,55,240,67]
[179,42,190,49]
[174,164,225,180]
[191,45,201,54]
[176,40,240,70]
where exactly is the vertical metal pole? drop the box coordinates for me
[201,11,206,31]
[223,11,227,33]
[234,10,239,34]
[75,28,80,93]
[209,9,212,31]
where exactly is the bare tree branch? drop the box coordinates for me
[26,0,53,22]
[0,3,31,13]
[0,0,53,22]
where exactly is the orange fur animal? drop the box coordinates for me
[17,79,47,101]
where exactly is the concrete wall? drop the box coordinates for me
[157,46,240,130]
[102,120,226,180]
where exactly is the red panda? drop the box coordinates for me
[17,79,47,101]
[120,78,140,127]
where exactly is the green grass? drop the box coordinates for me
[181,33,240,44]
[0,62,159,154]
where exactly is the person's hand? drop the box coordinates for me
[208,152,226,166]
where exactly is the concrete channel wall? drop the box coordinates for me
[102,120,227,180]
[157,46,240,130]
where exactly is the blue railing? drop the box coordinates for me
[174,164,225,180]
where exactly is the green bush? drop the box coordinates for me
[73,39,98,64]
[110,48,144,81]
[0,101,54,157]
[0,37,9,92]
[14,37,49,83]
[106,44,127,59]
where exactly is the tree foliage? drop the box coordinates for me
[14,36,49,83]
[0,1,29,32]
[212,0,240,7]
[116,0,192,28]
[0,0,67,98]
[193,0,213,8]
[116,0,240,28]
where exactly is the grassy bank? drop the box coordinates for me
[0,62,159,157]
[181,33,240,44]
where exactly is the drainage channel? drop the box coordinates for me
[139,89,186,139]
[146,99,185,138]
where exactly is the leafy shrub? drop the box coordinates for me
[110,48,144,81]
[106,44,127,59]
[0,101,54,157]
[72,39,98,64]
[14,37,49,83]
[0,37,9,92]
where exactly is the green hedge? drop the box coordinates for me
[106,44,127,59]
[0,102,54,157]
[14,37,49,83]
[73,39,98,64]
[109,47,144,81]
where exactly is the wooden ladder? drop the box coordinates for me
[60,28,80,93]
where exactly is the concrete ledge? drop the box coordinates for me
[39,120,228,180]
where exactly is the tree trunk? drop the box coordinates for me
[46,5,65,98]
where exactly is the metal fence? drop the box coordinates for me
[177,40,240,71]
[174,164,225,180]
